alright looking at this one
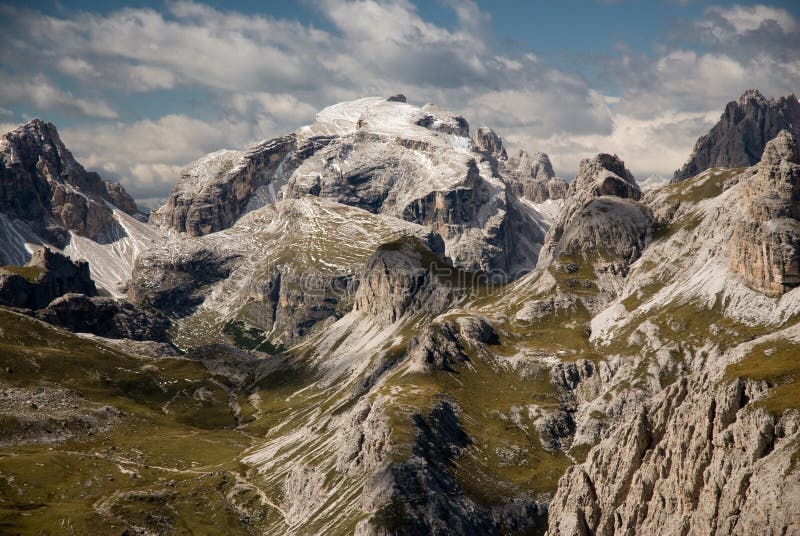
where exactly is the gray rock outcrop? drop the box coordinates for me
[541,153,651,264]
[406,315,498,372]
[129,244,241,315]
[357,401,545,536]
[473,126,568,203]
[474,126,507,159]
[134,197,446,347]
[547,376,800,536]
[730,130,800,295]
[235,269,358,345]
[353,237,454,327]
[150,134,330,236]
[504,151,568,203]
[673,89,800,182]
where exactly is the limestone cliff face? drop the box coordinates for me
[0,119,139,245]
[730,130,800,296]
[150,134,330,236]
[353,237,453,327]
[673,90,800,182]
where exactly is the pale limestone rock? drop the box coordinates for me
[730,130,800,295]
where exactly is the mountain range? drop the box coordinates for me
[0,89,799,535]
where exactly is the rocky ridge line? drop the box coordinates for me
[673,89,800,182]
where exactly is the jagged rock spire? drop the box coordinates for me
[673,90,800,182]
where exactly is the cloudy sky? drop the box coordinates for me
[1,0,798,208]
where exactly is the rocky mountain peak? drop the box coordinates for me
[738,88,768,107]
[571,153,640,201]
[156,97,545,275]
[514,150,555,181]
[0,119,140,247]
[353,236,453,327]
[474,126,507,159]
[673,90,800,182]
[3,119,81,181]
[540,152,649,266]
[473,126,567,203]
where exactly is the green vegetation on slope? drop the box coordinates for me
[380,322,571,509]
[659,167,746,205]
[0,309,275,534]
[726,338,800,415]
[0,265,43,282]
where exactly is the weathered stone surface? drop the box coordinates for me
[236,269,357,345]
[353,236,454,327]
[135,197,446,346]
[474,126,507,159]
[547,377,800,536]
[0,119,139,244]
[0,247,96,309]
[503,150,568,202]
[730,130,800,295]
[473,126,567,203]
[569,153,641,201]
[673,89,800,182]
[357,401,546,536]
[150,134,320,236]
[128,244,241,314]
[406,315,498,373]
[555,197,653,261]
